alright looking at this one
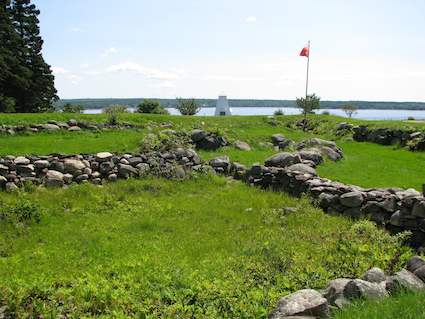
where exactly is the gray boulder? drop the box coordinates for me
[5,182,18,193]
[386,269,425,293]
[44,170,64,188]
[406,256,425,273]
[95,152,113,162]
[322,278,351,308]
[362,268,386,283]
[118,164,138,178]
[265,152,301,168]
[269,289,329,319]
[64,159,86,174]
[14,156,30,165]
[34,160,50,169]
[299,150,323,165]
[343,279,388,300]
[286,163,317,176]
[340,192,364,208]
[234,140,251,151]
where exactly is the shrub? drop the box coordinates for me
[0,199,42,225]
[103,104,129,125]
[341,104,358,118]
[296,94,320,116]
[274,109,284,116]
[407,116,415,121]
[322,111,330,115]
[137,100,168,114]
[176,98,200,115]
[63,103,84,113]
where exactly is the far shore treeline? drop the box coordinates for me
[56,98,425,111]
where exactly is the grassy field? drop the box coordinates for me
[333,291,425,319]
[1,113,424,190]
[0,176,411,318]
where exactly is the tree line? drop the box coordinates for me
[0,0,57,113]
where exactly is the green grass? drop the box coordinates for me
[332,291,425,319]
[1,113,425,190]
[0,176,411,318]
[0,130,144,156]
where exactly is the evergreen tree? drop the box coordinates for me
[8,0,57,112]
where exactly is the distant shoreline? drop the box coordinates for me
[56,98,425,111]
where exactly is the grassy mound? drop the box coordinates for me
[0,176,411,318]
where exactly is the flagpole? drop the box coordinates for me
[305,40,310,100]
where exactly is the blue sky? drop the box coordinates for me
[34,0,425,101]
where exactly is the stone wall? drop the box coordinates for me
[0,148,203,191]
[0,119,140,134]
[269,255,425,318]
[337,123,425,151]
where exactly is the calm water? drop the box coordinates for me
[85,107,425,121]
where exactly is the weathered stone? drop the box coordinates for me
[41,124,60,130]
[271,134,286,145]
[107,173,118,182]
[68,126,81,131]
[343,279,388,300]
[67,119,78,126]
[299,150,323,165]
[118,164,138,178]
[265,153,301,168]
[95,152,113,162]
[363,268,386,283]
[234,140,251,151]
[5,182,18,193]
[64,159,86,174]
[412,201,425,218]
[209,156,231,169]
[14,156,30,165]
[406,256,425,273]
[75,174,89,183]
[413,265,425,282]
[128,156,144,166]
[191,129,208,142]
[44,170,64,188]
[34,160,50,169]
[322,278,350,307]
[269,289,329,319]
[286,163,317,176]
[386,269,425,293]
[340,192,364,208]
[175,166,186,179]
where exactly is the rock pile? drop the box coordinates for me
[191,129,227,150]
[338,124,425,151]
[0,148,203,190]
[269,255,425,318]
[0,119,139,134]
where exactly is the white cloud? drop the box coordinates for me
[69,74,83,85]
[101,47,118,57]
[106,61,180,81]
[245,16,257,23]
[51,66,68,75]
[71,27,84,33]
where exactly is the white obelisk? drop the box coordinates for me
[215,95,232,116]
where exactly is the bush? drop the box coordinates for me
[274,109,284,116]
[63,103,84,113]
[137,100,169,114]
[407,116,415,121]
[0,199,42,225]
[322,111,330,115]
[176,98,200,115]
[341,104,358,118]
[102,104,129,125]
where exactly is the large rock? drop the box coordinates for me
[386,269,425,293]
[269,289,329,319]
[340,192,364,208]
[406,256,425,273]
[64,159,86,174]
[362,268,386,283]
[265,152,301,168]
[322,278,351,308]
[14,156,30,165]
[41,124,60,130]
[234,140,251,151]
[286,163,317,176]
[299,149,323,166]
[44,170,64,187]
[191,129,208,142]
[95,152,113,162]
[118,164,138,178]
[34,160,50,169]
[343,279,388,300]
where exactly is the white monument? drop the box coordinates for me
[215,95,232,116]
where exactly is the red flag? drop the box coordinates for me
[300,46,309,57]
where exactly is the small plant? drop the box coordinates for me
[274,109,284,116]
[296,93,321,131]
[137,100,169,114]
[103,104,128,125]
[322,111,330,115]
[407,116,415,121]
[176,98,200,115]
[63,103,84,113]
[341,104,358,118]
[0,199,42,225]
